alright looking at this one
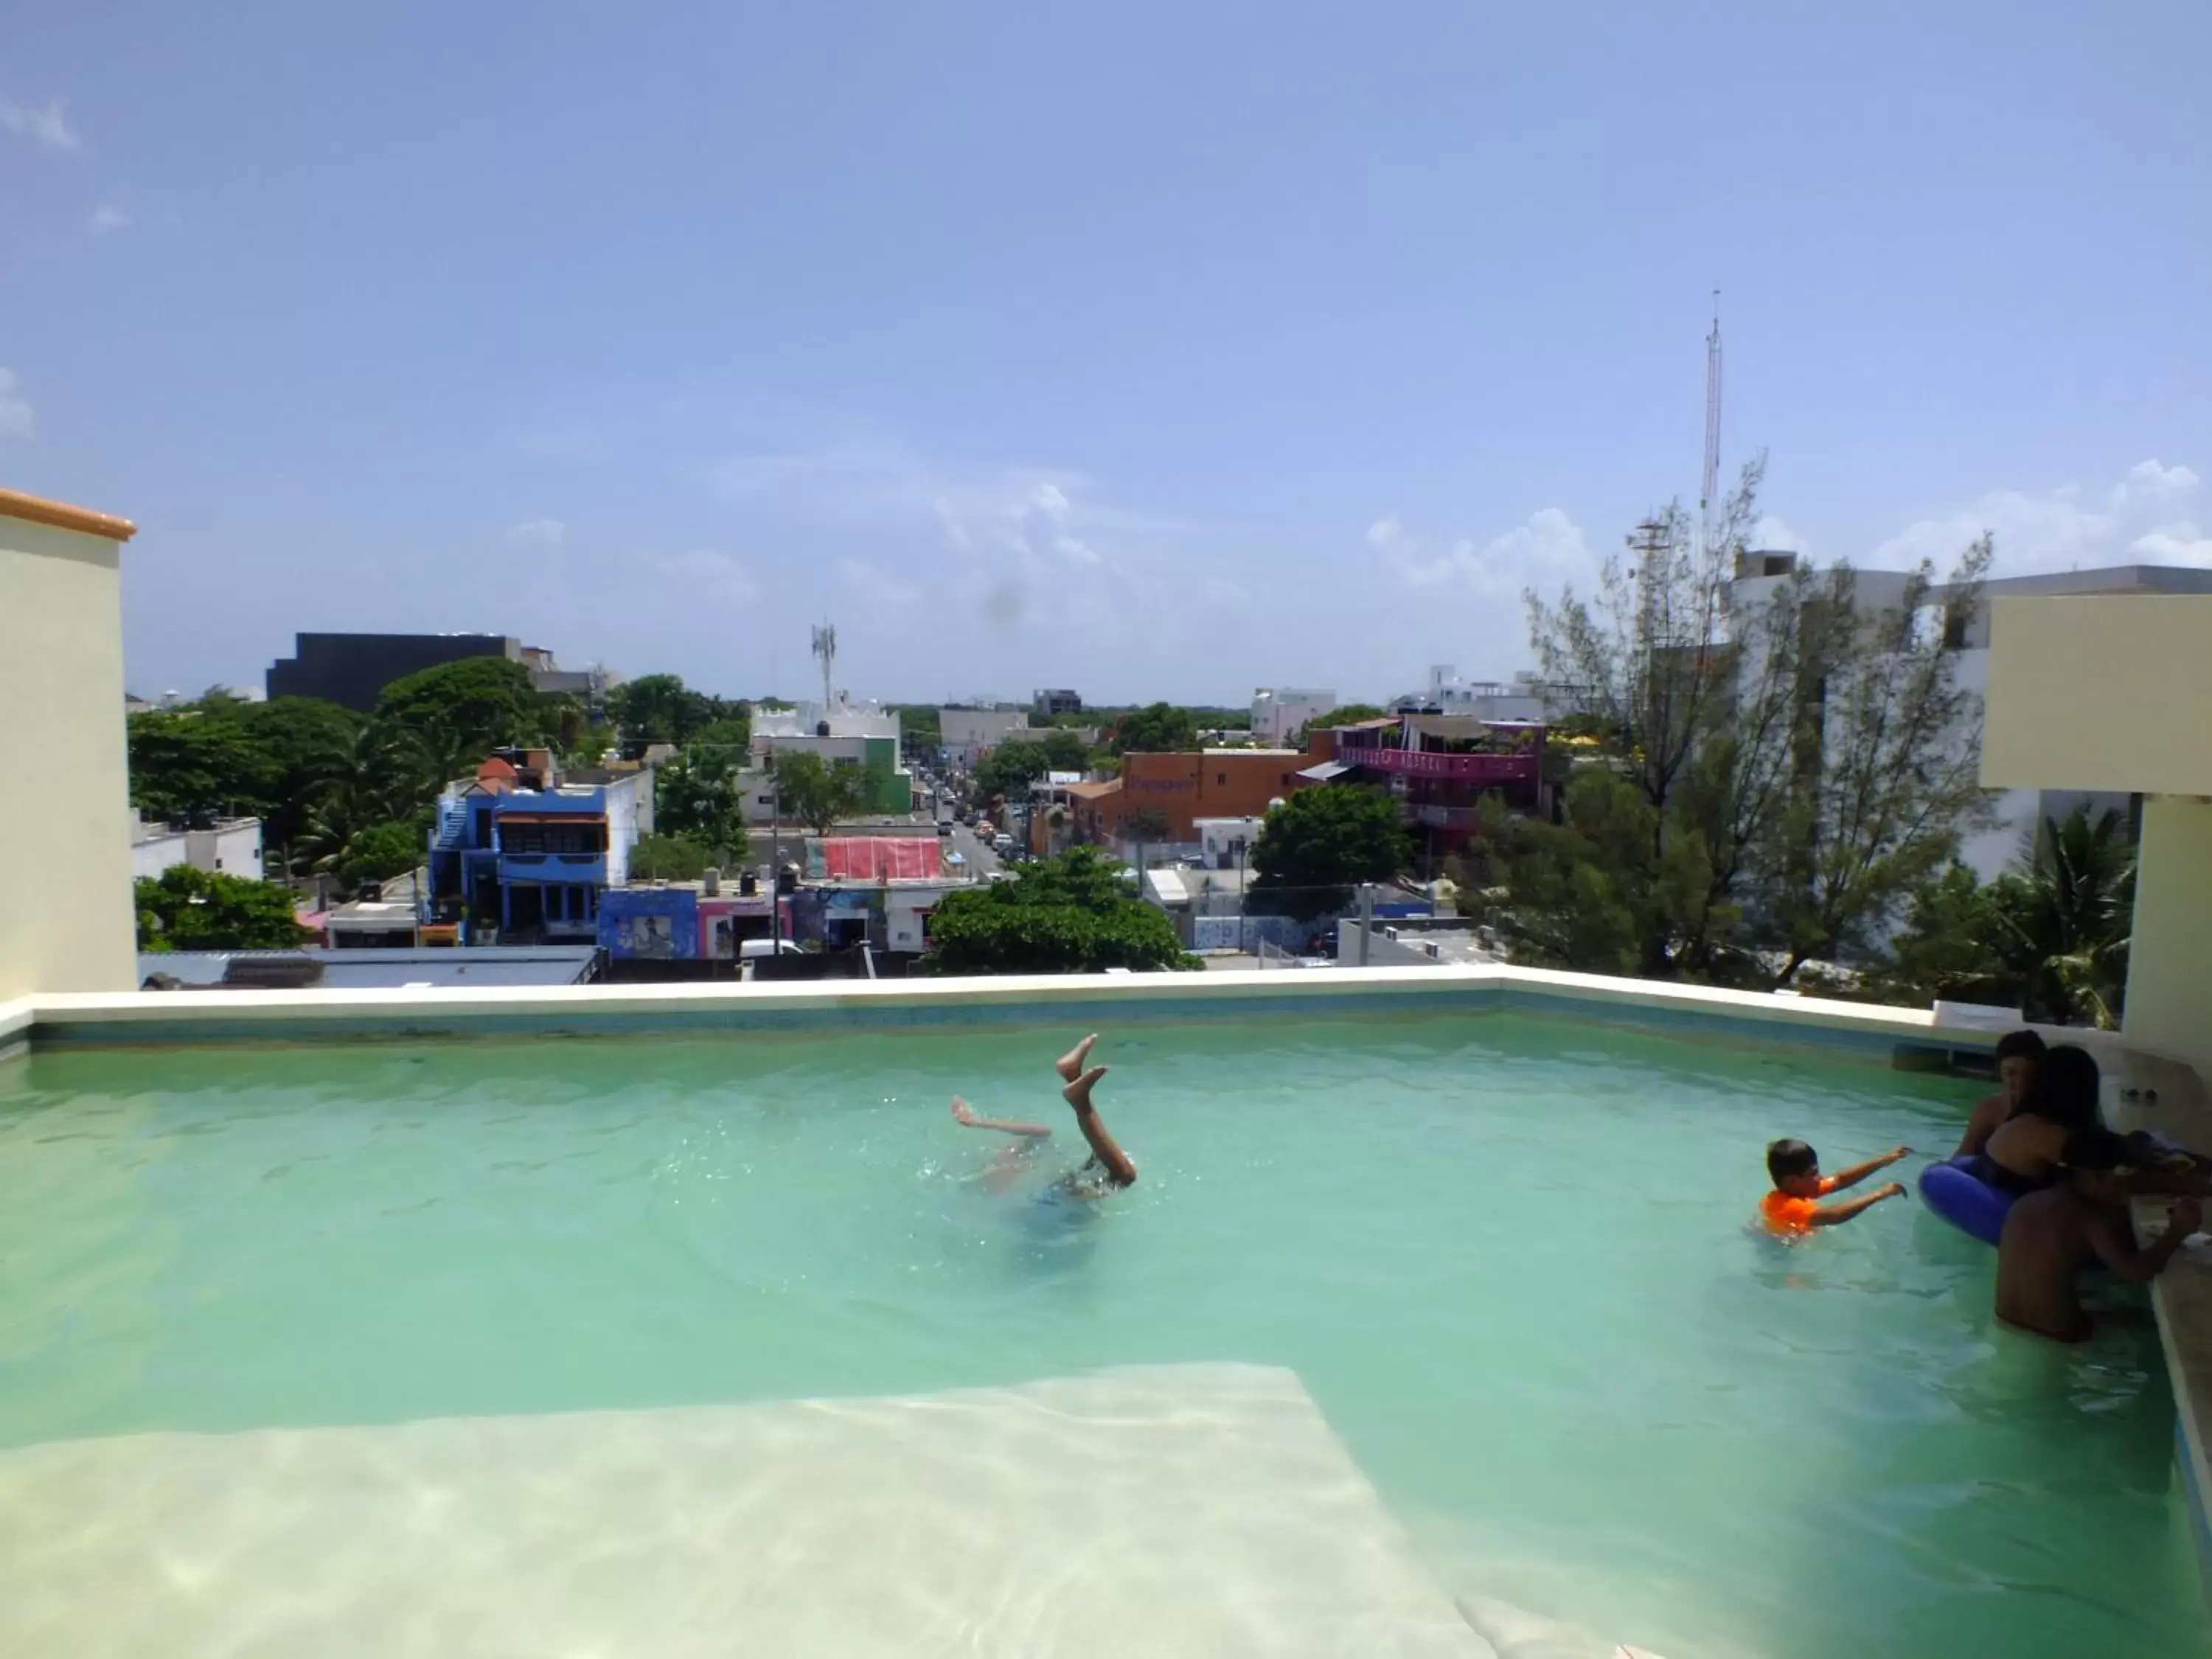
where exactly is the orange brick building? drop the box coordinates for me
[1068,748,1311,843]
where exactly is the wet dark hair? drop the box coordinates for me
[1994,1029,2047,1065]
[2022,1045,2101,1130]
[1767,1138,1819,1184]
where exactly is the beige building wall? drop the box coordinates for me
[2124,796,2212,1081]
[0,490,140,998]
[1980,592,2212,1081]
[1982,594,2212,796]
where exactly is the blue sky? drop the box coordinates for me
[5,3,2208,706]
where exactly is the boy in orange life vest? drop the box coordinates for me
[1761,1138,1912,1234]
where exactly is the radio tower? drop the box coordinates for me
[811,623,838,710]
[1700,288,1723,548]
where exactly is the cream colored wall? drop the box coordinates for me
[0,515,136,995]
[2124,796,2212,1082]
[1982,594,2212,794]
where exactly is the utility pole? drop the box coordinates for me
[1700,288,1723,552]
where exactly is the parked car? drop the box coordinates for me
[936,821,953,837]
[738,938,808,960]
[992,833,1015,855]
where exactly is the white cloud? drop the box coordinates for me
[1370,507,1595,597]
[2117,458,2198,501]
[1873,457,2211,574]
[1751,513,1809,553]
[0,369,32,440]
[0,97,80,153]
[504,518,566,549]
[86,204,130,234]
[704,439,1135,591]
[2132,523,2212,563]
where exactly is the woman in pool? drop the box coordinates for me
[951,1032,1138,1197]
[1978,1044,2104,1197]
[1955,1029,2046,1158]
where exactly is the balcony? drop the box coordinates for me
[1342,748,1538,785]
[497,853,608,878]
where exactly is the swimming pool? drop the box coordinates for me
[1,1009,2202,1658]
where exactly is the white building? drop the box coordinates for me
[3,489,141,995]
[1391,667,1549,722]
[743,699,914,821]
[753,699,900,743]
[1194,816,1265,872]
[1943,565,2212,880]
[939,706,1030,767]
[1250,689,1335,746]
[1727,556,2208,885]
[131,813,265,883]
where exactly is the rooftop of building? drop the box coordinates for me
[0,485,139,540]
[131,811,261,843]
[137,945,599,992]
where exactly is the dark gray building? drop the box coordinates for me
[266,633,521,709]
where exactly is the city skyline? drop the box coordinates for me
[4,4,2208,704]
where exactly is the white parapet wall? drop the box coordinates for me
[0,490,141,998]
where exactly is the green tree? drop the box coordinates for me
[768,749,866,835]
[973,740,1052,801]
[609,674,720,745]
[333,820,426,894]
[126,707,270,820]
[1869,863,2028,1013]
[690,714,754,755]
[2006,805,2135,1027]
[1293,703,1388,744]
[629,832,752,883]
[925,846,1192,975]
[375,656,547,760]
[894,705,942,754]
[1759,539,1995,978]
[1877,807,2136,1027]
[1519,458,1993,983]
[234,698,364,848]
[1038,728,1092,773]
[1248,786,1411,921]
[1107,702,1200,755]
[655,745,747,849]
[136,866,304,952]
[1464,773,1706,975]
[1527,462,1767,838]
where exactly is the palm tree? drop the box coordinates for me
[2000,804,2135,1028]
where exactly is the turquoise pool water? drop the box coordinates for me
[1,1012,2203,1658]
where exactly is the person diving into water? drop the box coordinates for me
[951,1032,1138,1197]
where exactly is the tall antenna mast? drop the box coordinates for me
[1700,288,1723,545]
[811,623,838,710]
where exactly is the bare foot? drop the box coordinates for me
[1054,1033,1101,1082]
[1062,1064,1108,1112]
[951,1097,979,1127]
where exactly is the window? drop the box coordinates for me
[502,821,605,855]
[1217,772,1227,786]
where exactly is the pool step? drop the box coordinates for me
[0,1363,1493,1659]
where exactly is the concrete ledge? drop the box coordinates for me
[26,964,1961,1054]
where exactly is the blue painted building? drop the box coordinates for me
[427,759,654,944]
